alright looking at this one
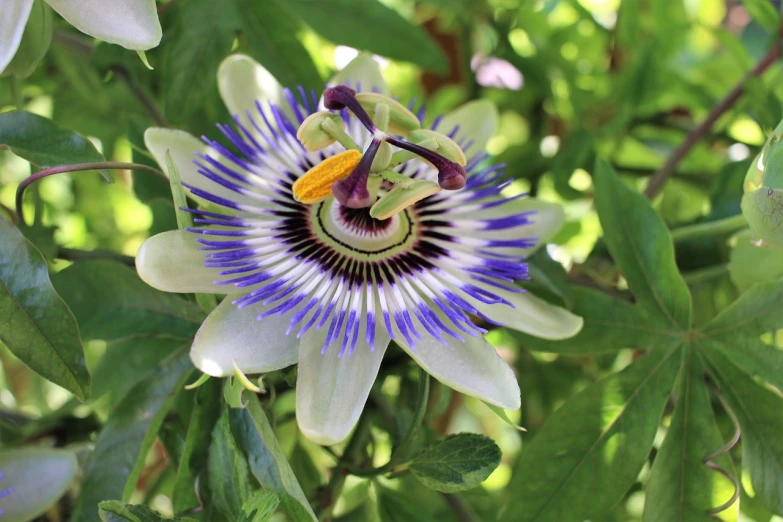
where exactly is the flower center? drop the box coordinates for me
[312,197,416,260]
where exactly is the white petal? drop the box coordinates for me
[46,0,161,50]
[398,334,520,410]
[0,448,77,522]
[329,52,388,94]
[136,230,233,294]
[217,54,299,128]
[191,298,300,377]
[0,0,33,73]
[438,100,499,159]
[474,289,583,340]
[143,127,258,207]
[460,197,565,256]
[296,329,390,445]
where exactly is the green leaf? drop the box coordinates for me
[70,349,193,521]
[594,159,692,330]
[239,490,280,522]
[500,344,682,522]
[236,0,322,90]
[409,433,501,493]
[91,337,182,408]
[229,394,318,522]
[643,350,738,522]
[550,129,593,200]
[702,280,783,339]
[286,0,446,73]
[742,0,781,34]
[521,249,574,309]
[51,260,204,341]
[377,485,437,522]
[98,501,198,522]
[704,349,783,515]
[172,377,222,514]
[0,110,104,167]
[162,0,238,121]
[209,405,253,521]
[513,287,669,354]
[0,219,90,400]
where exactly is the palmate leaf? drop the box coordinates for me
[500,343,681,522]
[643,349,737,522]
[504,161,783,521]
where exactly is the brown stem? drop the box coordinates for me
[643,29,782,199]
[16,162,167,224]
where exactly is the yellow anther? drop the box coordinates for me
[292,150,362,204]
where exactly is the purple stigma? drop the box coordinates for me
[333,138,382,208]
[385,136,467,190]
[324,85,377,133]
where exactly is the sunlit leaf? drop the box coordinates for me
[0,219,90,400]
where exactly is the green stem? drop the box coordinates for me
[683,264,729,285]
[317,414,372,521]
[671,214,747,243]
[349,368,430,477]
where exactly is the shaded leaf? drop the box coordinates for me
[500,344,682,522]
[286,0,446,73]
[514,287,670,354]
[742,0,781,34]
[92,336,182,408]
[70,349,193,521]
[0,110,104,167]
[377,485,437,522]
[51,260,204,341]
[235,0,322,90]
[0,219,90,400]
[172,377,222,514]
[594,159,692,330]
[239,490,280,522]
[98,501,198,522]
[162,0,238,121]
[209,405,253,521]
[229,394,317,522]
[409,433,501,493]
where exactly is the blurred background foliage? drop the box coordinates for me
[2,0,783,521]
